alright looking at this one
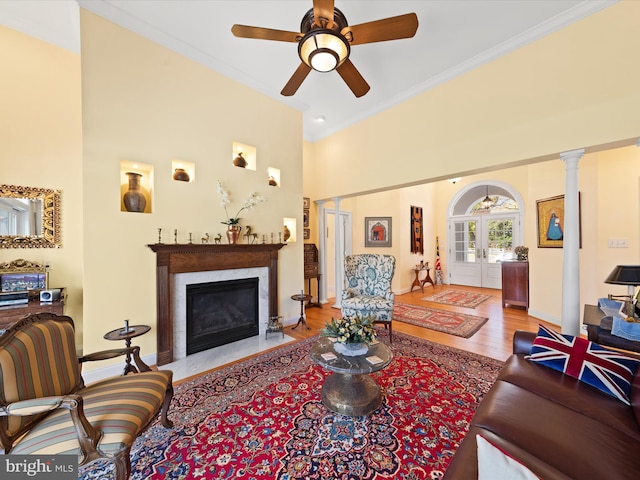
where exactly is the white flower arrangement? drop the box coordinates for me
[216,180,266,226]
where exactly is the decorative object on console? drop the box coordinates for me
[123,172,147,213]
[0,259,47,292]
[40,288,61,302]
[514,245,528,261]
[605,265,640,322]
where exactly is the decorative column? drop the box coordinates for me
[560,148,584,336]
[333,198,343,308]
[317,200,328,304]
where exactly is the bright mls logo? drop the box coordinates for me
[2,455,76,480]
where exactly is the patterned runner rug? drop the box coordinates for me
[422,289,492,308]
[81,333,502,480]
[394,302,489,338]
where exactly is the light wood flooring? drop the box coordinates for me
[288,284,554,362]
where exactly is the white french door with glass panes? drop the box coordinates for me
[449,213,518,288]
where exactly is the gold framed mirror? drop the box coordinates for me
[0,184,61,248]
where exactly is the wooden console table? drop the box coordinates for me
[0,288,66,329]
[410,267,434,293]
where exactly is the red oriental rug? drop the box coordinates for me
[394,302,489,338]
[80,333,502,480]
[422,289,492,308]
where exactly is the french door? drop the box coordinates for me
[449,213,518,288]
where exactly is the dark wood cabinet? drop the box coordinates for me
[0,289,66,328]
[501,261,529,310]
[304,244,321,307]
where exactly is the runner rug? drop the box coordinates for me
[394,302,489,338]
[422,289,492,308]
[81,333,502,480]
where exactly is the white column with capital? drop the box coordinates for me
[560,148,584,336]
[317,200,328,304]
[333,198,343,308]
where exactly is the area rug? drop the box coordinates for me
[80,333,502,480]
[422,289,492,308]
[394,302,489,338]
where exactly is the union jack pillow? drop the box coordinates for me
[527,324,640,405]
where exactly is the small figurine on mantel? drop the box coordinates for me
[243,226,259,244]
[201,233,210,244]
[214,233,222,244]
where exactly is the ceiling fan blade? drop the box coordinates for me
[231,24,301,43]
[341,13,419,45]
[281,63,312,96]
[336,59,370,98]
[313,0,335,28]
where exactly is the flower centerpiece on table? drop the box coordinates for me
[216,180,266,226]
[321,316,377,356]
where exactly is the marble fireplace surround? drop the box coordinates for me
[148,243,286,366]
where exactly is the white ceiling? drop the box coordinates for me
[0,0,616,142]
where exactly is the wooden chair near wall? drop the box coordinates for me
[0,313,174,479]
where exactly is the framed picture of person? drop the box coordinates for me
[364,217,392,247]
[536,193,581,248]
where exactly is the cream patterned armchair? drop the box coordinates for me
[341,254,396,341]
[0,313,174,479]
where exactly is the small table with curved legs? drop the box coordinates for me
[311,337,393,416]
[103,324,151,375]
[291,293,312,330]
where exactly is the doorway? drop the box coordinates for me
[448,182,524,289]
[324,209,352,299]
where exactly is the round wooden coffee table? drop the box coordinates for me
[311,336,393,416]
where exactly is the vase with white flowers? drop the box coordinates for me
[321,315,377,356]
[216,181,266,244]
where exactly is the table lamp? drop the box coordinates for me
[605,265,640,322]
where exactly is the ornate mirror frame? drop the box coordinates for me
[0,184,61,249]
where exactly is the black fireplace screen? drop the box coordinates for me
[186,277,259,355]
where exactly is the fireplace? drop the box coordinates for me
[186,278,259,355]
[147,243,285,365]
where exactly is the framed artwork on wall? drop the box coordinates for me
[303,197,310,209]
[303,228,310,239]
[364,217,392,247]
[303,209,309,227]
[410,205,423,254]
[536,193,582,248]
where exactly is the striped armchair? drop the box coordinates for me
[341,254,396,342]
[0,313,173,479]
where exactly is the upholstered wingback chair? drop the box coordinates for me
[0,313,174,479]
[341,254,396,341]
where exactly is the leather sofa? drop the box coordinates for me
[444,330,640,479]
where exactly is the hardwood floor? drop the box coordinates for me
[287,284,554,362]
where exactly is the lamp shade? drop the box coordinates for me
[299,30,349,72]
[605,265,640,285]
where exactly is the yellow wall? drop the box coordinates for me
[79,11,304,362]
[0,26,84,338]
[307,1,640,200]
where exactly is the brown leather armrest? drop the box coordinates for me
[513,330,537,354]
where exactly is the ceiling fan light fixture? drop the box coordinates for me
[299,30,349,72]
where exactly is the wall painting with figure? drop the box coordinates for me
[536,193,581,248]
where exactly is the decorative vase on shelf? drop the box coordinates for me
[173,168,190,182]
[226,225,242,244]
[233,152,247,168]
[123,172,147,213]
[283,225,291,242]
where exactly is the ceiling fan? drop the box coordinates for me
[231,0,419,98]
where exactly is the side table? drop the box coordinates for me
[291,293,312,330]
[410,267,434,293]
[311,337,393,416]
[583,304,640,354]
[104,324,151,375]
